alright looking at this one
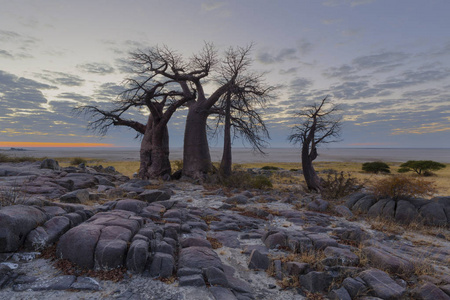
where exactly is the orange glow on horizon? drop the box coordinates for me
[0,142,115,148]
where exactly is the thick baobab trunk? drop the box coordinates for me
[183,105,212,178]
[148,124,171,178]
[219,92,232,177]
[301,143,322,192]
[138,116,171,179]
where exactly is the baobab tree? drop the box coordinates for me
[76,45,197,179]
[182,44,272,179]
[288,97,342,191]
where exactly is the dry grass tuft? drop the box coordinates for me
[206,236,223,249]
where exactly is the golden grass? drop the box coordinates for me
[56,158,449,196]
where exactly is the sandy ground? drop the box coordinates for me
[2,147,450,163]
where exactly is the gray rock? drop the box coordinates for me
[178,274,205,287]
[149,252,175,278]
[56,224,104,269]
[334,205,354,218]
[126,240,149,274]
[63,173,98,190]
[299,271,333,293]
[14,275,76,291]
[263,231,287,249]
[70,276,101,291]
[225,194,248,205]
[40,159,60,170]
[210,286,238,300]
[25,216,71,250]
[307,233,339,250]
[105,188,125,199]
[284,262,309,276]
[64,212,84,226]
[248,249,270,270]
[395,200,419,224]
[328,287,352,300]
[360,268,406,299]
[180,237,212,248]
[324,246,360,266]
[342,277,368,299]
[204,266,229,287]
[139,190,171,203]
[307,198,329,212]
[382,199,396,219]
[95,239,128,269]
[363,246,414,275]
[412,282,450,300]
[367,198,391,217]
[352,195,376,213]
[420,202,448,226]
[177,268,203,277]
[179,246,223,270]
[0,205,48,252]
[344,192,366,208]
[60,189,89,204]
[115,199,147,214]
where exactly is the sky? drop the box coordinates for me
[1,0,449,149]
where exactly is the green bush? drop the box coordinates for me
[215,171,272,190]
[320,170,364,200]
[398,160,446,176]
[70,157,87,166]
[362,161,390,174]
[261,166,279,170]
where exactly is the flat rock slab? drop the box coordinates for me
[360,268,406,299]
[179,246,223,270]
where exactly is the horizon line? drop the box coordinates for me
[0,142,116,148]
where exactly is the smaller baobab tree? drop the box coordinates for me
[289,97,342,192]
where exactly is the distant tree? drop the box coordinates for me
[288,97,342,192]
[398,160,446,176]
[76,45,197,179]
[362,162,391,174]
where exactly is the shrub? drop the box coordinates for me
[362,161,390,174]
[70,157,87,166]
[214,171,272,190]
[0,153,42,163]
[320,170,364,200]
[398,160,446,176]
[171,160,183,173]
[261,166,279,171]
[370,175,436,200]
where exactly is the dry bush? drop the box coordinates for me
[320,170,364,200]
[370,175,436,200]
[0,153,44,163]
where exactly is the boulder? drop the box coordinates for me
[126,240,149,273]
[94,239,128,269]
[420,202,448,226]
[63,173,98,190]
[360,268,406,299]
[328,287,352,300]
[114,199,147,214]
[248,249,270,270]
[56,224,104,269]
[342,277,368,299]
[25,216,71,250]
[363,246,414,275]
[0,205,48,252]
[352,195,376,213]
[412,282,450,300]
[367,198,391,217]
[40,159,60,170]
[299,271,333,293]
[344,192,366,208]
[395,200,419,224]
[179,246,223,270]
[323,246,360,266]
[60,189,90,204]
[139,190,171,203]
[204,266,229,287]
[149,252,175,278]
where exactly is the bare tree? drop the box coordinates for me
[76,45,196,179]
[210,48,274,176]
[288,97,342,191]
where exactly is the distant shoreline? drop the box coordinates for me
[2,147,450,163]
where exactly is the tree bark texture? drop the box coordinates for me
[183,104,212,178]
[219,92,232,177]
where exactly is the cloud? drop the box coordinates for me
[323,64,356,79]
[297,39,313,56]
[56,93,92,102]
[0,49,13,59]
[331,81,391,100]
[77,63,115,75]
[352,51,410,72]
[375,67,450,90]
[257,48,297,64]
[35,70,85,87]
[201,1,226,11]
[279,67,298,75]
[323,0,375,7]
